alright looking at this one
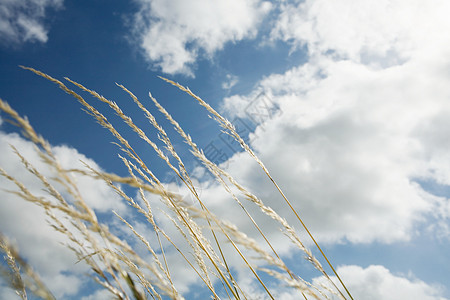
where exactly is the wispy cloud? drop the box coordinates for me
[0,0,63,46]
[221,73,239,90]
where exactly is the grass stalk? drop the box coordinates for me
[159,77,352,300]
[0,67,354,299]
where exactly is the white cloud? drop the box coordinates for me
[81,288,115,300]
[313,265,446,300]
[271,0,450,68]
[130,0,272,75]
[0,0,63,45]
[222,73,239,91]
[51,145,128,213]
[0,130,127,298]
[215,0,450,245]
[218,58,440,245]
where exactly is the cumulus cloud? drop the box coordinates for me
[0,129,127,298]
[313,265,446,300]
[0,0,63,45]
[130,0,272,75]
[271,0,450,68]
[217,0,450,245]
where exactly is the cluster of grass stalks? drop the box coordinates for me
[0,67,354,299]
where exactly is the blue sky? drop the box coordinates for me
[1,0,450,299]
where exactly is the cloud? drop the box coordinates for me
[218,59,436,245]
[0,0,63,46]
[215,0,450,245]
[80,288,115,300]
[271,0,450,68]
[0,130,127,298]
[313,265,446,300]
[0,124,211,298]
[222,73,239,91]
[130,0,272,75]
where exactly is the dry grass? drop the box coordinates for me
[0,67,353,299]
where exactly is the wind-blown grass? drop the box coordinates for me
[0,67,353,299]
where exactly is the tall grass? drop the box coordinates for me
[0,67,353,299]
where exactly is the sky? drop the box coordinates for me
[1,0,450,299]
